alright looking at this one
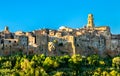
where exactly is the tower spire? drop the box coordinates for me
[87,14,94,28]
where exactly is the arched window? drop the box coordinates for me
[89,21,90,24]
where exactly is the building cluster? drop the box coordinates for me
[0,14,120,56]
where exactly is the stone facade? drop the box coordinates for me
[0,14,120,56]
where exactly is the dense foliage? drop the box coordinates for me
[0,54,120,76]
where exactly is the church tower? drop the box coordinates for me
[87,14,94,28]
[5,26,9,31]
[4,26,10,34]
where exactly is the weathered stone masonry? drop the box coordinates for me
[0,14,120,56]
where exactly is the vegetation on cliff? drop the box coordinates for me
[0,54,120,76]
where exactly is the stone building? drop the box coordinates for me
[0,14,120,56]
[26,32,36,45]
[3,39,18,48]
[14,31,28,47]
[111,35,120,51]
[0,26,13,39]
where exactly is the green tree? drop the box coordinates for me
[87,55,100,66]
[68,54,82,75]
[2,61,12,69]
[43,57,59,72]
[112,57,120,69]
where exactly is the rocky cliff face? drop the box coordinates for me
[33,26,120,57]
[0,14,120,57]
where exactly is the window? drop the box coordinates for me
[14,41,16,43]
[77,44,79,47]
[58,43,63,46]
[9,41,11,43]
[89,21,90,24]
[1,40,4,44]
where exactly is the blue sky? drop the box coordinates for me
[0,0,120,34]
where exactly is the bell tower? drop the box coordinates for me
[87,14,94,28]
[4,26,10,34]
[5,26,9,31]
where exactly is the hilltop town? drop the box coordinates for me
[0,14,120,57]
